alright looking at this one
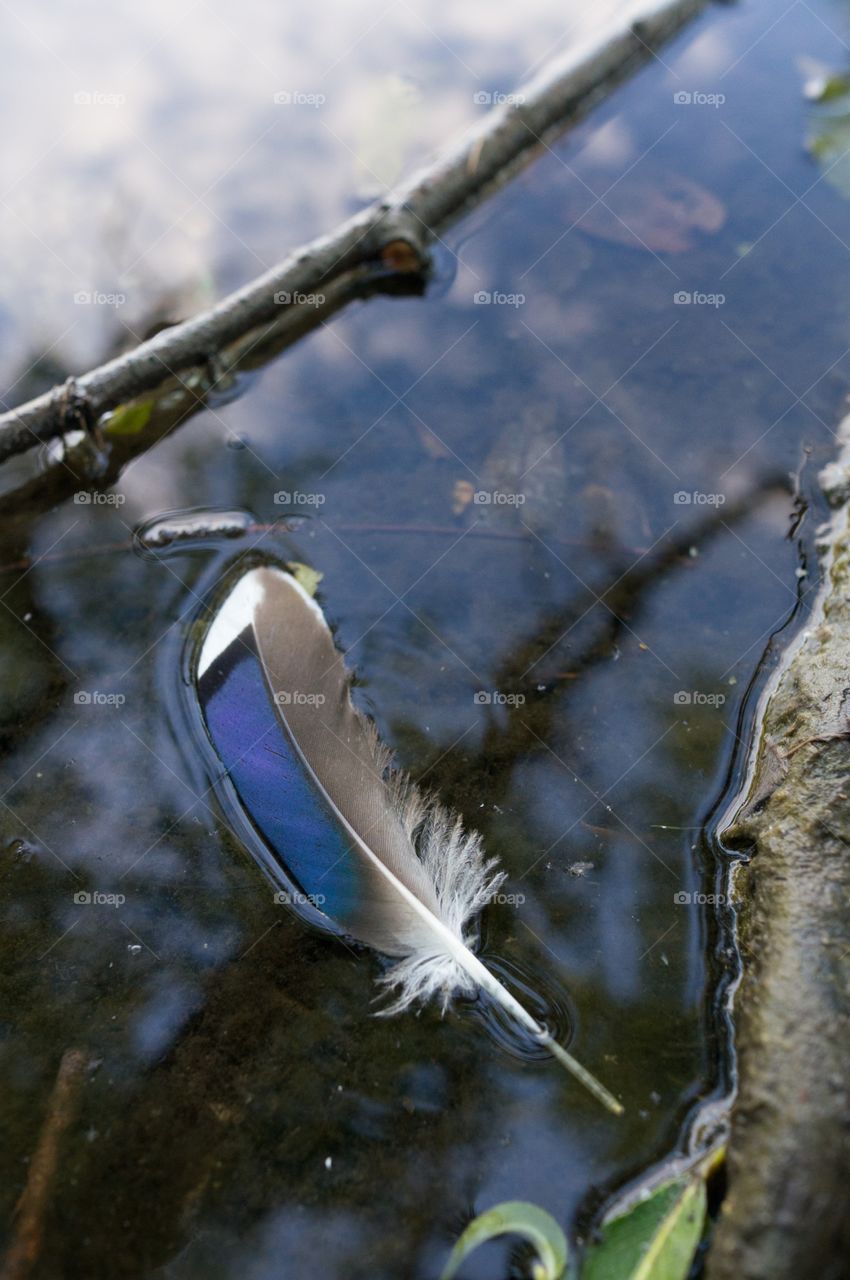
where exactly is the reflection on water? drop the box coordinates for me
[1,0,850,1275]
[0,0,655,396]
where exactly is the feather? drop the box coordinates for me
[194,563,622,1115]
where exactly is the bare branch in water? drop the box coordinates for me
[0,1048,90,1280]
[0,0,706,470]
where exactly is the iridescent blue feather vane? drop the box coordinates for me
[193,563,622,1114]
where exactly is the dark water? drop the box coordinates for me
[1,0,849,1276]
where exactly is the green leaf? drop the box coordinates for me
[286,561,323,597]
[104,401,153,436]
[806,71,850,200]
[811,72,850,103]
[581,1176,706,1280]
[440,1201,569,1280]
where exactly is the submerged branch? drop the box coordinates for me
[0,0,705,469]
[0,1049,90,1280]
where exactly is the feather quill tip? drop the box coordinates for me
[537,1032,624,1115]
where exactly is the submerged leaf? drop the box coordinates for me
[562,169,725,253]
[582,1175,706,1280]
[440,1201,569,1280]
[285,561,323,597]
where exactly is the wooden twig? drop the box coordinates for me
[0,471,789,579]
[0,0,706,467]
[0,1049,90,1280]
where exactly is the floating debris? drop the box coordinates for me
[133,508,255,558]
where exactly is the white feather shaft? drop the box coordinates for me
[416,914,624,1116]
[350,812,623,1114]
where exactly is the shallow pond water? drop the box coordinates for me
[2,0,850,1276]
